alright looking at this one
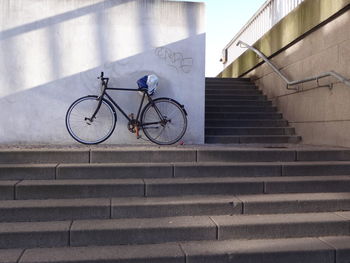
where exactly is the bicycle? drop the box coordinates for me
[65,72,188,145]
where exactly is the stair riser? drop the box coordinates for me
[2,181,263,200]
[242,198,350,215]
[206,95,266,100]
[206,106,277,112]
[216,221,349,241]
[0,203,219,224]
[0,203,110,223]
[71,221,349,248]
[205,86,258,91]
[182,238,335,263]
[16,237,340,263]
[0,151,89,164]
[1,196,350,223]
[5,162,350,182]
[0,233,68,250]
[205,120,288,127]
[1,215,348,249]
[6,148,349,168]
[70,222,216,247]
[14,183,144,200]
[0,222,70,249]
[205,128,295,136]
[205,113,283,119]
[205,136,301,144]
[58,165,173,180]
[0,166,56,181]
[205,101,272,106]
[206,78,251,83]
[3,148,350,168]
[206,90,262,95]
[147,178,350,197]
[266,180,350,194]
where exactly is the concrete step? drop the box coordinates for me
[17,243,185,263]
[0,148,197,164]
[14,179,144,200]
[57,163,174,179]
[69,216,216,247]
[0,212,349,249]
[205,135,302,144]
[206,77,251,83]
[205,119,288,127]
[0,196,240,222]
[0,216,216,249]
[205,105,277,112]
[205,100,272,106]
[3,147,350,165]
[0,198,111,222]
[0,220,71,249]
[206,84,257,89]
[211,212,350,240]
[205,127,296,136]
[205,112,283,119]
[3,175,349,200]
[5,160,350,182]
[206,89,262,95]
[63,147,350,163]
[173,161,350,178]
[181,236,350,263]
[0,181,18,200]
[0,193,349,222]
[238,192,350,215]
[38,160,350,179]
[206,94,267,100]
[197,148,350,162]
[0,149,89,164]
[144,176,350,196]
[13,236,350,263]
[0,164,57,180]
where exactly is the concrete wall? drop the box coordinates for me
[219,0,350,78]
[245,8,350,147]
[0,0,205,145]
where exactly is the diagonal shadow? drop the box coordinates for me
[0,0,135,41]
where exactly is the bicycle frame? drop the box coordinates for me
[89,75,165,128]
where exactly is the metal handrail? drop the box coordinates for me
[237,40,350,90]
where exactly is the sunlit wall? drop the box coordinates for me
[0,0,205,144]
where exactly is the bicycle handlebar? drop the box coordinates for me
[98,71,105,80]
[98,71,109,85]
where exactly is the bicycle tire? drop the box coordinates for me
[65,95,117,144]
[141,98,187,145]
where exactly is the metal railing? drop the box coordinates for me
[222,0,304,66]
[237,40,350,90]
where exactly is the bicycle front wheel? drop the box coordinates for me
[65,96,117,144]
[141,98,187,145]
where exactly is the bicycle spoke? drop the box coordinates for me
[141,99,187,145]
[66,96,116,144]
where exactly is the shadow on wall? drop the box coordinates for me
[0,0,205,144]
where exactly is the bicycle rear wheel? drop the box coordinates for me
[65,95,117,144]
[141,98,187,145]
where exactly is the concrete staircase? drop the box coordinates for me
[205,78,302,144]
[0,145,350,263]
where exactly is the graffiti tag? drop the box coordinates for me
[155,47,193,74]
